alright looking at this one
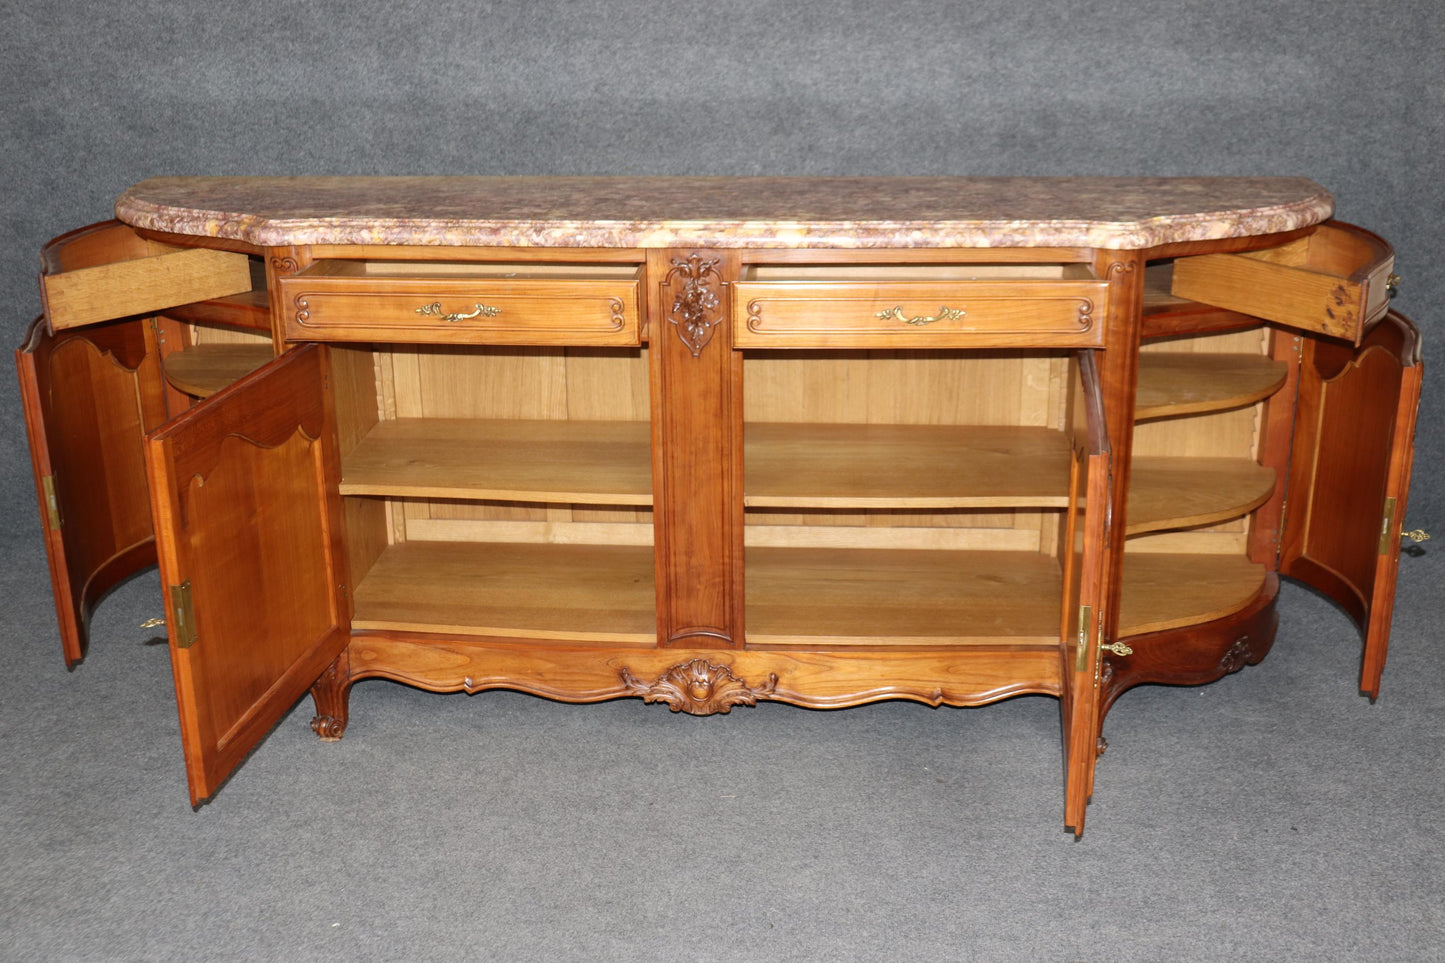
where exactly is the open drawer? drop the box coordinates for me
[733,263,1107,349]
[1170,221,1395,343]
[40,222,255,333]
[277,260,642,346]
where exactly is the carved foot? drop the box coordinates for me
[308,650,352,742]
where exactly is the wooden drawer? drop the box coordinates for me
[733,264,1108,349]
[40,222,255,332]
[278,260,642,345]
[1170,221,1394,343]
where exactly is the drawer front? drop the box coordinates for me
[733,280,1108,348]
[278,275,642,346]
[1170,221,1394,343]
[41,222,254,332]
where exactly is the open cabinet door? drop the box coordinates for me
[16,317,169,666]
[146,343,351,804]
[1061,351,1112,835]
[1279,311,1423,699]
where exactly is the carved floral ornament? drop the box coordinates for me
[621,659,778,715]
[664,254,723,356]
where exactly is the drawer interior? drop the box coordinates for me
[304,259,642,281]
[744,262,1099,282]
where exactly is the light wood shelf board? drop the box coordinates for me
[745,547,1062,646]
[160,288,271,331]
[340,418,653,504]
[162,343,274,397]
[1135,353,1286,421]
[1126,457,1276,535]
[744,422,1071,509]
[1119,553,1266,636]
[351,540,656,644]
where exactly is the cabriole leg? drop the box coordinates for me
[309,649,352,741]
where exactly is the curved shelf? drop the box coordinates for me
[163,343,273,397]
[160,289,271,332]
[1135,352,1287,421]
[1118,553,1267,637]
[1126,457,1276,535]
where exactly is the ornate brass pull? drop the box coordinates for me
[876,305,966,326]
[1403,529,1431,543]
[1386,273,1401,298]
[1100,641,1134,657]
[140,617,165,629]
[415,302,502,322]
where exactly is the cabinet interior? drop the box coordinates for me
[155,258,1289,651]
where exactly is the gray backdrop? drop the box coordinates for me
[1,1,1440,960]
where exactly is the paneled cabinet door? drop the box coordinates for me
[1061,352,1111,836]
[16,317,169,666]
[1279,311,1423,699]
[145,343,351,804]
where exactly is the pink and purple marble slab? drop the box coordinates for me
[115,176,1333,250]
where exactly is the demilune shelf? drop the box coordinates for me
[1118,552,1266,637]
[163,343,273,397]
[1126,457,1276,535]
[1135,353,1287,420]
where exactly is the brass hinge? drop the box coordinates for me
[1074,604,1092,672]
[169,581,198,649]
[41,474,61,530]
[1379,496,1397,554]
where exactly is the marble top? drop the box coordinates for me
[115,176,1333,250]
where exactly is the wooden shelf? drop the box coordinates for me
[745,547,1062,647]
[162,343,273,397]
[351,540,656,644]
[1135,352,1287,421]
[1127,457,1276,535]
[160,289,271,332]
[1119,553,1266,637]
[342,418,1072,510]
[340,418,653,505]
[745,423,1071,509]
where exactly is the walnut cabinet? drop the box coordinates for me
[17,178,1423,834]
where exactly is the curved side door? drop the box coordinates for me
[1279,311,1423,699]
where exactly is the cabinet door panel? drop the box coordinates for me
[15,317,169,666]
[1061,352,1111,835]
[146,343,350,803]
[1280,311,1422,698]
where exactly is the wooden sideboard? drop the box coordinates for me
[17,177,1423,834]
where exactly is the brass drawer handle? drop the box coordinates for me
[1386,273,1401,298]
[415,301,502,322]
[876,305,966,326]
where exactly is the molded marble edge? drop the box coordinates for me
[115,177,1335,251]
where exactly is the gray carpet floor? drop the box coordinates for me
[2,532,1441,961]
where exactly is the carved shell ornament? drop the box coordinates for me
[621,659,778,715]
